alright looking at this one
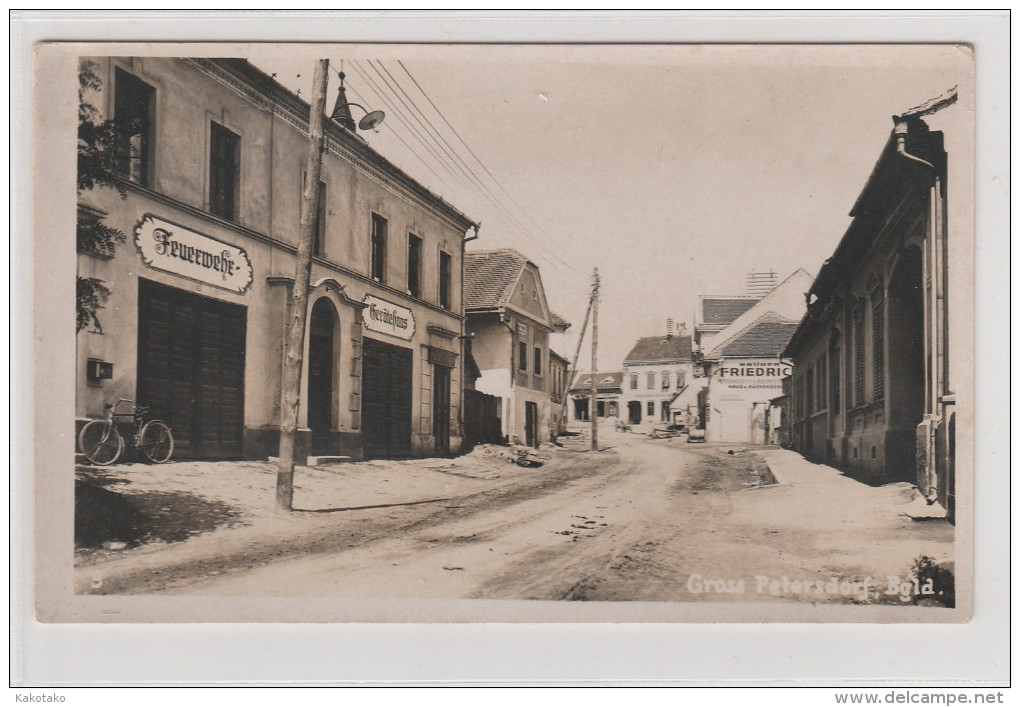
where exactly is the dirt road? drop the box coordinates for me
[78,430,951,604]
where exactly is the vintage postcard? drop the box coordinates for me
[32,39,975,626]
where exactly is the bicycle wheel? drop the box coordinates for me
[78,420,124,466]
[139,420,174,463]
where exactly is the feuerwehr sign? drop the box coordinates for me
[134,215,253,294]
[362,294,415,341]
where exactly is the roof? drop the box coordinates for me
[623,335,693,364]
[550,311,571,329]
[700,297,759,326]
[464,249,531,310]
[569,371,623,393]
[549,349,570,364]
[720,313,800,358]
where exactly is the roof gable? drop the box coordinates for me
[465,249,529,310]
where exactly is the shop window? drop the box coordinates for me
[646,372,655,389]
[630,373,638,390]
[209,122,240,221]
[114,68,155,186]
[534,347,542,376]
[661,371,670,390]
[370,213,387,283]
[439,251,452,309]
[871,285,885,400]
[647,401,655,417]
[407,234,422,298]
[518,342,528,372]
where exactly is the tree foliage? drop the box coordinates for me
[77,59,126,333]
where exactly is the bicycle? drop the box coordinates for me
[78,398,174,466]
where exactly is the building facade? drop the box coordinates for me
[568,371,623,423]
[695,270,811,444]
[782,87,962,517]
[621,330,695,430]
[76,57,476,462]
[464,248,569,447]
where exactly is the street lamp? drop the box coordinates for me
[330,72,386,132]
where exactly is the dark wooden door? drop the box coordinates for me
[361,337,413,458]
[432,364,451,454]
[308,300,335,454]
[137,279,246,459]
[525,401,538,448]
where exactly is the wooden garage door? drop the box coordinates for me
[137,278,247,459]
[361,337,413,459]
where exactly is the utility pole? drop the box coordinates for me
[590,267,600,451]
[277,58,330,511]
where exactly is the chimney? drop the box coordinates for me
[747,269,779,298]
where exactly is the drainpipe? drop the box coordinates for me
[459,222,480,450]
[894,120,941,501]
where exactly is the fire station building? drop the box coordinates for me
[75,57,477,462]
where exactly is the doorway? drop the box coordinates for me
[308,298,337,455]
[525,401,539,448]
[432,364,452,454]
[628,401,642,425]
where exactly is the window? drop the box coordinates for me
[646,372,655,389]
[829,333,842,412]
[647,401,655,417]
[407,234,422,298]
[114,68,155,186]
[630,373,638,390]
[534,347,542,376]
[853,304,865,406]
[518,342,528,372]
[871,285,885,400]
[661,371,670,390]
[661,403,671,422]
[370,213,387,282]
[817,355,827,410]
[310,180,326,256]
[676,371,686,389]
[805,364,814,415]
[439,251,452,309]
[209,122,240,220]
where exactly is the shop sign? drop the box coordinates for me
[363,295,415,341]
[428,346,457,368]
[134,215,253,294]
[715,359,792,391]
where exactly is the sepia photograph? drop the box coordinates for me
[37,40,978,620]
[14,10,1009,690]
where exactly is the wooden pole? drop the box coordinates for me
[277,58,330,511]
[564,294,593,428]
[590,268,599,451]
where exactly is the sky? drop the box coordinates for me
[247,44,970,367]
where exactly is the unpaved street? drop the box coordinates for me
[78,429,952,604]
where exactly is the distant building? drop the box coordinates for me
[621,327,695,429]
[464,248,569,446]
[782,87,961,518]
[568,371,623,423]
[696,270,812,444]
[548,349,570,436]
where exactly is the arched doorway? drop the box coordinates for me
[308,298,338,455]
[886,246,925,478]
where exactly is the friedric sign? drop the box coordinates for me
[363,294,416,341]
[715,359,792,391]
[134,215,253,294]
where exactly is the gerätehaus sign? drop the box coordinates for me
[362,294,416,341]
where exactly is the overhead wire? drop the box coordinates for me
[396,59,579,270]
[350,58,577,274]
